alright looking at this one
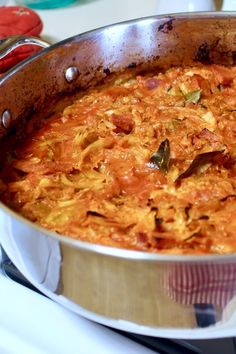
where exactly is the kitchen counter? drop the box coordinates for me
[9,0,159,42]
[7,0,236,44]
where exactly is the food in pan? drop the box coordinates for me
[1,63,236,255]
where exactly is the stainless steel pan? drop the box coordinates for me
[1,13,236,339]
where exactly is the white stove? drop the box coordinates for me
[2,0,236,353]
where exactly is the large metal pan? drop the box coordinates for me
[1,12,236,339]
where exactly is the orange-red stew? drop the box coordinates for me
[1,64,236,254]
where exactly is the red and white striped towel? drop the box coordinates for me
[165,262,236,308]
